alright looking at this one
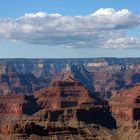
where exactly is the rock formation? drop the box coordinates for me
[0,78,116,140]
[34,76,97,109]
[1,58,140,139]
[108,84,140,140]
[2,59,140,98]
[0,94,40,115]
[109,83,140,121]
[61,65,95,92]
[0,64,46,94]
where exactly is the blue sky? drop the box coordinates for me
[0,0,140,58]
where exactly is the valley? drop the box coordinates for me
[0,58,140,139]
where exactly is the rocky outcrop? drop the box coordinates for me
[92,63,140,98]
[34,77,99,109]
[34,77,115,129]
[109,83,140,121]
[0,94,40,115]
[61,65,95,92]
[0,64,46,94]
[0,113,115,140]
[0,108,116,140]
[2,76,140,139]
[0,78,116,139]
[2,59,140,98]
[1,59,140,139]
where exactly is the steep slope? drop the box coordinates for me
[0,78,116,140]
[2,76,140,140]
[0,94,40,115]
[92,63,140,98]
[109,83,140,121]
[1,59,140,98]
[0,64,45,94]
[35,77,101,109]
[109,83,140,140]
[61,65,95,92]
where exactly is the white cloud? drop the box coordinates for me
[23,12,61,19]
[0,8,140,48]
[102,37,140,49]
[91,8,140,29]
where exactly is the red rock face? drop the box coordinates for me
[0,94,26,114]
[0,94,40,115]
[34,77,104,109]
[0,78,117,138]
[33,78,116,129]
[0,123,14,134]
[109,84,140,121]
[0,77,107,116]
[0,64,46,94]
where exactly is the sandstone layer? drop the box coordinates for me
[0,78,116,140]
[109,83,140,121]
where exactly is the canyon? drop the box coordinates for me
[0,58,140,139]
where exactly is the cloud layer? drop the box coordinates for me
[0,8,140,48]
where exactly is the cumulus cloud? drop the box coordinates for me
[0,8,140,48]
